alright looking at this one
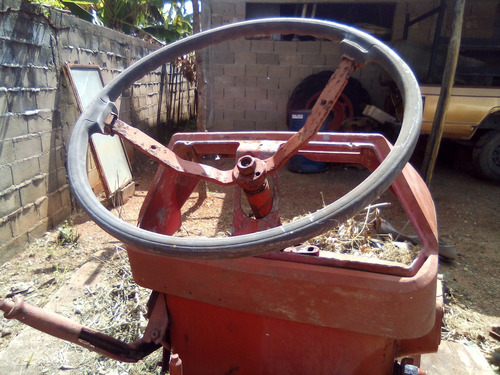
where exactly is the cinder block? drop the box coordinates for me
[320,41,340,54]
[256,76,279,90]
[324,54,341,68]
[244,110,266,121]
[0,219,13,245]
[256,53,279,65]
[245,87,267,101]
[34,195,48,219]
[33,68,51,88]
[0,139,15,164]
[234,97,255,111]
[255,99,276,112]
[36,90,56,110]
[0,115,28,139]
[211,15,223,27]
[224,86,243,100]
[8,90,37,113]
[12,157,40,185]
[27,217,52,242]
[0,164,13,191]
[0,233,29,260]
[213,64,224,76]
[246,64,268,77]
[49,204,72,228]
[255,119,277,131]
[234,2,246,19]
[214,51,235,64]
[297,41,322,54]
[279,53,302,66]
[10,204,39,237]
[301,53,326,66]
[234,75,257,88]
[38,45,55,67]
[273,41,296,53]
[27,114,53,133]
[266,109,287,123]
[0,189,21,217]
[215,118,235,131]
[0,0,22,12]
[228,39,251,53]
[234,52,256,64]
[251,40,274,53]
[59,186,71,208]
[0,66,18,87]
[267,89,288,102]
[19,176,46,206]
[268,65,291,79]
[46,189,62,214]
[212,2,236,18]
[14,135,42,160]
[275,120,288,131]
[289,66,314,81]
[0,91,8,113]
[224,108,245,121]
[235,119,256,131]
[279,77,299,92]
[224,64,245,77]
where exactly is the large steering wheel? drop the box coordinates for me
[67,18,422,260]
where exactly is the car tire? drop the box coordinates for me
[286,71,369,130]
[472,130,500,182]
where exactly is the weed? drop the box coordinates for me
[56,220,79,246]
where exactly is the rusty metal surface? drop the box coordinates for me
[0,295,166,363]
[154,131,437,278]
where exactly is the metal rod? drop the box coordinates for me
[422,0,466,185]
[0,297,160,363]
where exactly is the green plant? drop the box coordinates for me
[56,220,79,246]
[29,0,194,43]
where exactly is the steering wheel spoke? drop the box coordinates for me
[265,55,357,171]
[106,115,234,186]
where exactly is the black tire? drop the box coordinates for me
[473,130,500,182]
[286,72,369,128]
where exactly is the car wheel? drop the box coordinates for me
[473,130,500,182]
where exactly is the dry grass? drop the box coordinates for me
[303,204,421,265]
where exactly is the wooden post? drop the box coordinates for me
[421,0,466,186]
[192,0,206,132]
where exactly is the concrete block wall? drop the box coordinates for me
[202,1,389,131]
[0,0,192,261]
[210,38,349,131]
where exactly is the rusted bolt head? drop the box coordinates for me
[237,155,257,176]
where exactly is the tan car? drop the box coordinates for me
[385,84,500,181]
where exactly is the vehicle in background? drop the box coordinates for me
[384,84,500,182]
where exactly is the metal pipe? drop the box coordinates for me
[0,297,160,362]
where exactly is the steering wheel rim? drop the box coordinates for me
[67,18,422,260]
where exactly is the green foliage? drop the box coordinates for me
[30,0,194,42]
[29,0,66,8]
[56,220,79,246]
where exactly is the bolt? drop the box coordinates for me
[151,329,160,340]
[237,155,256,176]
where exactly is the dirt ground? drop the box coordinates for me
[0,142,499,374]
